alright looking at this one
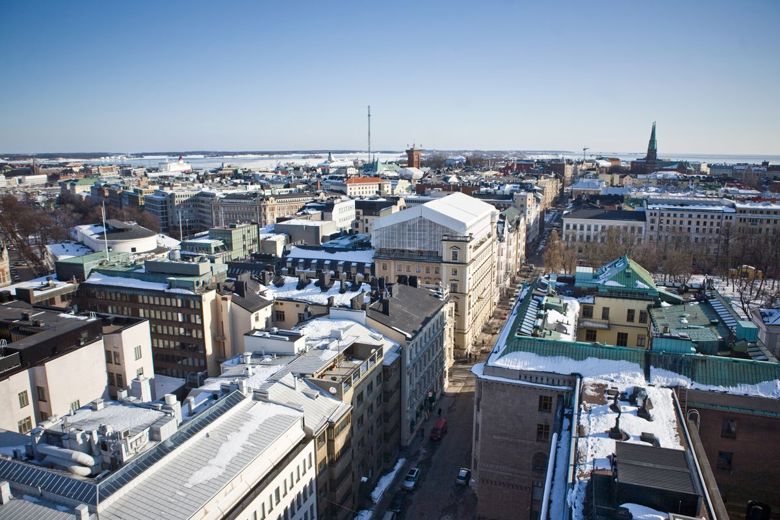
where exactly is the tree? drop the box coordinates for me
[0,195,68,275]
[543,230,565,273]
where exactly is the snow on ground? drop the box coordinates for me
[650,368,780,399]
[578,382,682,471]
[260,276,370,306]
[370,458,406,503]
[620,503,668,520]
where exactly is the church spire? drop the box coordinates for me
[646,121,657,161]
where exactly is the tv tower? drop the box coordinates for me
[367,105,372,163]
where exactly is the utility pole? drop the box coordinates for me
[101,202,110,261]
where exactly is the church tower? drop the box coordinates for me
[406,144,421,169]
[645,122,658,172]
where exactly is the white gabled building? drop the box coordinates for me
[372,192,499,357]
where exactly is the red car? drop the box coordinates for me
[430,418,448,440]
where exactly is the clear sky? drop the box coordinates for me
[1,0,779,154]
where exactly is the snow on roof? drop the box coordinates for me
[372,192,498,237]
[183,401,300,488]
[154,375,185,397]
[619,503,668,520]
[490,351,646,385]
[650,368,780,399]
[277,219,331,227]
[578,382,682,471]
[83,271,194,294]
[259,276,370,306]
[287,246,374,264]
[65,401,167,436]
[46,242,94,260]
[295,316,398,355]
[198,363,287,392]
[759,308,780,326]
[3,275,74,297]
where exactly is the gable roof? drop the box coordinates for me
[576,256,659,296]
[372,192,498,236]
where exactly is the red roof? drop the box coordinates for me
[346,176,382,185]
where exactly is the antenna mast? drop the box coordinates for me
[101,202,110,262]
[367,105,371,163]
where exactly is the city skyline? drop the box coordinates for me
[1,0,779,154]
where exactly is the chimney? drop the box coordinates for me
[351,292,363,310]
[234,280,247,298]
[130,377,153,402]
[74,503,89,520]
[0,481,10,505]
[327,296,335,307]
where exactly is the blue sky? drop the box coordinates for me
[1,0,778,154]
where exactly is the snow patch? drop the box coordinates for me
[370,458,406,503]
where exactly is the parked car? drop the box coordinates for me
[430,418,448,441]
[456,467,471,486]
[402,468,420,491]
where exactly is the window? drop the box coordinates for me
[639,310,648,324]
[616,332,628,347]
[585,329,597,342]
[105,350,113,364]
[450,247,460,262]
[136,367,144,377]
[450,282,458,293]
[582,305,593,319]
[113,351,120,364]
[538,395,552,412]
[717,451,733,471]
[134,345,142,360]
[532,452,548,472]
[601,307,610,320]
[637,335,646,347]
[721,418,737,439]
[70,400,81,413]
[18,391,29,408]
[274,310,286,321]
[18,417,33,434]
[626,309,635,322]
[116,373,124,388]
[37,386,47,402]
[536,423,550,442]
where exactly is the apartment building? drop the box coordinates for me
[373,192,499,357]
[0,301,107,432]
[303,197,356,231]
[208,222,260,260]
[366,283,454,446]
[68,258,227,378]
[496,206,526,294]
[143,188,206,235]
[332,177,392,198]
[644,198,735,253]
[0,241,9,288]
[471,265,777,519]
[353,198,403,234]
[213,191,322,227]
[563,208,646,252]
[532,175,560,210]
[0,388,317,520]
[512,191,542,246]
[99,315,155,399]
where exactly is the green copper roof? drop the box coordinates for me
[576,256,659,297]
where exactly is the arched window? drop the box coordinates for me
[532,452,548,472]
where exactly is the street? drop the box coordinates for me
[372,360,478,520]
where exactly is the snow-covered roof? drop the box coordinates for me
[759,308,780,326]
[46,242,94,260]
[287,246,374,265]
[372,192,498,237]
[259,276,370,306]
[83,272,194,294]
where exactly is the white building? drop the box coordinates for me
[372,192,499,356]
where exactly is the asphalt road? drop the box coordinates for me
[372,356,483,520]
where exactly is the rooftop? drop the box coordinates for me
[564,208,646,222]
[258,275,370,307]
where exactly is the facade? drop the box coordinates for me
[373,192,499,357]
[353,198,403,235]
[208,222,260,261]
[0,301,108,432]
[366,283,454,446]
[562,209,646,253]
[512,191,542,247]
[275,219,338,246]
[100,315,155,399]
[72,258,227,378]
[304,197,356,231]
[213,192,321,228]
[70,219,161,255]
[333,177,392,198]
[472,258,778,520]
[406,145,422,168]
[0,241,9,288]
[495,207,526,296]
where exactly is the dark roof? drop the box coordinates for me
[101,220,156,240]
[564,209,646,222]
[616,442,695,495]
[366,284,446,337]
[354,198,396,215]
